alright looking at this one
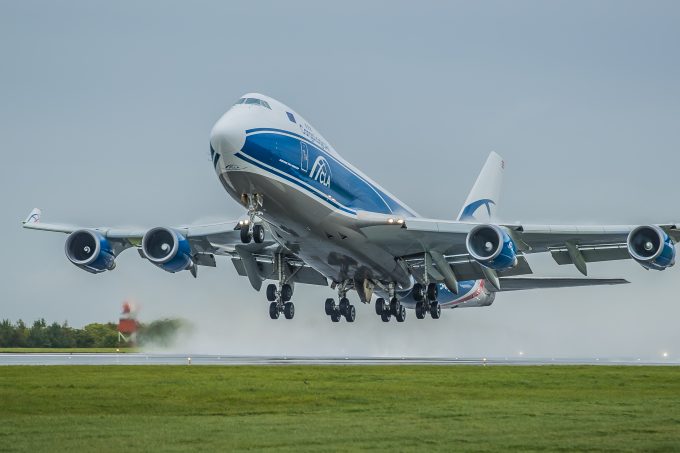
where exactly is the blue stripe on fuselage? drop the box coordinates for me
[240,129,414,216]
[234,151,357,215]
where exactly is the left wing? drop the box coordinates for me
[22,208,327,289]
[359,213,679,289]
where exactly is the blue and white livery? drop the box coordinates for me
[23,93,680,323]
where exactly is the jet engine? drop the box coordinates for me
[65,229,116,273]
[142,227,194,273]
[466,224,518,271]
[627,225,676,271]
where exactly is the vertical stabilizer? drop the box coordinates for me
[457,152,504,222]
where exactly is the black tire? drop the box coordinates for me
[253,224,265,243]
[339,297,350,315]
[380,311,391,322]
[269,302,279,319]
[390,297,400,316]
[427,283,439,301]
[331,312,341,322]
[415,302,425,319]
[345,305,356,322]
[281,284,293,302]
[284,302,295,319]
[396,305,406,322]
[240,226,251,244]
[430,301,441,319]
[412,283,424,302]
[324,298,336,315]
[266,284,277,302]
[375,298,385,315]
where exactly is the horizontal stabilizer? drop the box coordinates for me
[493,277,629,292]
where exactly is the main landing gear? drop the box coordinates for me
[267,282,294,320]
[267,253,295,320]
[239,193,265,244]
[325,281,356,322]
[412,282,441,320]
[374,283,407,323]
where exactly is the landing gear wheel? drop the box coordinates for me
[430,301,441,319]
[266,284,277,302]
[389,297,400,316]
[380,311,391,322]
[375,298,385,315]
[330,312,341,322]
[415,302,426,319]
[339,297,350,315]
[396,305,406,322]
[281,284,293,302]
[253,224,265,244]
[284,302,295,319]
[325,298,336,316]
[269,302,279,319]
[412,283,424,302]
[427,283,439,301]
[344,305,356,322]
[240,226,252,244]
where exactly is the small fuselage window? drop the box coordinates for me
[286,112,296,123]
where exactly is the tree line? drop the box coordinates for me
[0,318,187,348]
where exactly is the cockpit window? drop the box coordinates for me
[234,97,271,109]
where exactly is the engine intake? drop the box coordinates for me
[466,224,518,271]
[65,230,115,273]
[142,227,193,273]
[627,225,675,271]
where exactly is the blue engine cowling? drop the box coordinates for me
[627,225,676,271]
[466,224,518,271]
[65,229,116,274]
[142,227,193,273]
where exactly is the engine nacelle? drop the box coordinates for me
[65,229,115,273]
[627,225,676,271]
[142,227,193,273]
[466,224,518,271]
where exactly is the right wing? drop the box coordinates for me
[22,208,327,290]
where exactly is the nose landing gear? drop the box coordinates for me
[239,193,265,244]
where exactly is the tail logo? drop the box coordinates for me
[309,156,331,187]
[460,199,495,221]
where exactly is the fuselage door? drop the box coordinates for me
[300,142,309,172]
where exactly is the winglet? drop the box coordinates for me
[23,208,42,225]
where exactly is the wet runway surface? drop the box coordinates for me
[1,353,678,366]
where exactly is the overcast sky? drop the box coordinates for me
[1,0,679,358]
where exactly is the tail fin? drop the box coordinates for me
[457,152,504,222]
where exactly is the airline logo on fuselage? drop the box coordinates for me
[309,156,331,187]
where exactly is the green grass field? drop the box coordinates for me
[0,348,136,353]
[1,366,679,451]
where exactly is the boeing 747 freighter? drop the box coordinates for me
[23,93,678,323]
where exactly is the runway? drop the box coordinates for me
[1,353,678,366]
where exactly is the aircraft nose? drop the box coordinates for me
[210,111,246,155]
